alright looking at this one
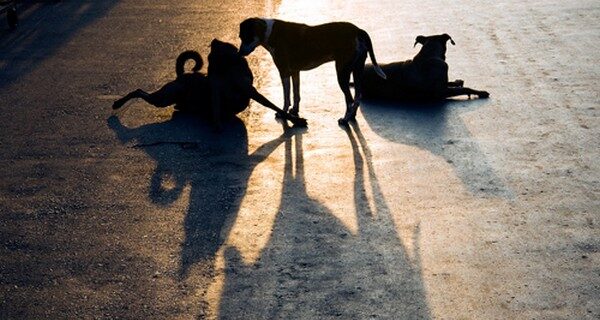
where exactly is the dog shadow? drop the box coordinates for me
[217,123,431,319]
[107,112,288,279]
[360,98,511,198]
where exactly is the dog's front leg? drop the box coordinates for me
[275,75,292,120]
[445,87,489,99]
[247,86,307,127]
[290,72,301,116]
[281,75,291,113]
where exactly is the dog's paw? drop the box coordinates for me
[338,118,350,127]
[292,117,308,127]
[478,91,490,99]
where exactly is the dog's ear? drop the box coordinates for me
[443,33,456,45]
[414,35,425,47]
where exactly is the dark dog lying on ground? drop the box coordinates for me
[360,34,489,101]
[112,39,307,128]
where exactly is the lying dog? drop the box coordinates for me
[112,40,307,128]
[360,34,489,101]
[239,18,387,125]
[112,50,210,113]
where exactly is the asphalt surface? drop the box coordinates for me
[0,0,598,319]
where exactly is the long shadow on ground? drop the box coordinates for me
[361,98,511,198]
[108,113,288,280]
[218,123,430,319]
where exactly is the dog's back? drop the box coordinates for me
[272,21,361,70]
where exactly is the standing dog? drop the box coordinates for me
[112,40,306,128]
[239,18,387,125]
[360,34,489,101]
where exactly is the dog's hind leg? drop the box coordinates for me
[445,87,489,99]
[112,89,149,110]
[113,81,182,110]
[142,81,184,108]
[336,62,355,126]
[348,51,368,120]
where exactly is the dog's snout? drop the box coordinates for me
[238,42,257,56]
[238,46,250,56]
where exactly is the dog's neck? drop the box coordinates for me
[262,19,275,52]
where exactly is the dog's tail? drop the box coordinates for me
[359,29,386,80]
[176,50,203,77]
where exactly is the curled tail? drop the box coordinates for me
[358,29,387,79]
[176,50,203,77]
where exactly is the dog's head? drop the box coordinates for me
[208,39,252,79]
[208,39,242,68]
[239,18,267,56]
[210,38,238,55]
[413,34,455,60]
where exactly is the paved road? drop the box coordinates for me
[0,0,598,319]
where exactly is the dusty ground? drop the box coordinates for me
[0,0,598,319]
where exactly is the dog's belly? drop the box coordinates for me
[292,54,335,71]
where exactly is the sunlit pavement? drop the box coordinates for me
[0,0,598,319]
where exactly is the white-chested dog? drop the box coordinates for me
[239,18,387,125]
